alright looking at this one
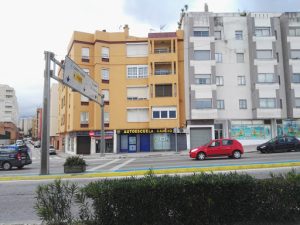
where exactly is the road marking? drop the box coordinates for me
[87,159,120,171]
[110,158,136,171]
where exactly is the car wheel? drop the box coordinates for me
[2,162,12,170]
[17,165,24,169]
[232,150,241,159]
[196,152,206,160]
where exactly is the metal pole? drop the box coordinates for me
[40,51,51,175]
[100,95,105,157]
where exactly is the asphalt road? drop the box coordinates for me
[1,144,300,224]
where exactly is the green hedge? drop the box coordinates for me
[82,172,300,225]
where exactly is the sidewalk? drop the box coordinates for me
[56,145,257,160]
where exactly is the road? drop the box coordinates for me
[0,144,300,224]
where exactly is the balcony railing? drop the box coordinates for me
[154,48,171,54]
[154,69,172,75]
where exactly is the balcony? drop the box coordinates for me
[191,109,218,119]
[256,108,282,118]
[153,62,174,76]
[293,108,300,118]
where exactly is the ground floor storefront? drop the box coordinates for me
[187,119,300,149]
[59,128,187,155]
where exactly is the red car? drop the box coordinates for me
[189,139,244,160]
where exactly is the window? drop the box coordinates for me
[127,108,149,122]
[195,99,212,109]
[222,139,233,146]
[80,112,89,124]
[81,95,89,103]
[259,98,276,108]
[193,27,209,37]
[127,86,148,100]
[194,50,211,60]
[257,73,275,83]
[101,69,109,82]
[101,90,109,102]
[255,27,271,36]
[81,48,90,62]
[209,141,220,147]
[127,65,148,78]
[295,98,300,108]
[239,99,247,109]
[238,76,246,85]
[217,100,224,109]
[215,53,222,63]
[235,30,243,40]
[257,50,273,59]
[101,47,109,61]
[292,73,300,83]
[195,74,211,85]
[126,43,148,57]
[104,112,110,123]
[152,107,177,119]
[236,53,244,63]
[291,50,300,59]
[155,84,172,97]
[289,27,300,36]
[214,31,221,40]
[216,76,224,86]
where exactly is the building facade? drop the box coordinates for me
[183,10,300,148]
[58,26,186,154]
[50,83,59,149]
[0,84,19,126]
[19,117,33,136]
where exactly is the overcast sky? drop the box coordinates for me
[0,0,299,118]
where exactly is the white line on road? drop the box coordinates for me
[109,158,136,171]
[87,159,120,171]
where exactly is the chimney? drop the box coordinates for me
[123,24,129,36]
[204,3,209,12]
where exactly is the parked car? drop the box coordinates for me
[34,141,41,148]
[257,136,300,153]
[49,145,56,155]
[0,145,32,170]
[189,139,244,160]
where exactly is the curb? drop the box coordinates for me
[1,161,300,182]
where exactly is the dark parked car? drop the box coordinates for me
[189,138,244,160]
[257,136,300,153]
[0,145,32,170]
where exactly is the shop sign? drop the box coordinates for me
[118,128,173,134]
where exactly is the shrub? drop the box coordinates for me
[34,179,78,225]
[63,156,86,167]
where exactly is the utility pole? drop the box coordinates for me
[40,51,51,175]
[100,94,105,157]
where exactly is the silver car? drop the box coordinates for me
[49,145,56,155]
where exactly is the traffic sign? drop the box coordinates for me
[63,56,99,102]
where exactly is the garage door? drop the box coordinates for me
[77,136,91,154]
[190,127,212,149]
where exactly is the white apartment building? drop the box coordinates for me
[0,84,19,126]
[183,10,300,148]
[19,117,33,136]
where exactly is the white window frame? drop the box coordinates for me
[195,99,212,109]
[81,48,90,60]
[217,100,225,109]
[259,98,276,108]
[216,76,224,86]
[215,53,222,63]
[104,112,110,123]
[127,86,149,100]
[101,47,109,59]
[238,76,246,86]
[214,30,221,40]
[80,112,89,124]
[235,30,243,40]
[257,73,275,83]
[193,27,209,37]
[239,99,247,109]
[127,108,149,122]
[127,65,148,79]
[255,27,271,37]
[101,68,109,80]
[152,107,177,119]
[195,74,211,85]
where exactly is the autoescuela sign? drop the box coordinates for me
[118,128,173,134]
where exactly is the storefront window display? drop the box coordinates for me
[153,133,171,150]
[231,124,271,140]
[282,120,300,137]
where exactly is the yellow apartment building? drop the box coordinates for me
[58,25,186,154]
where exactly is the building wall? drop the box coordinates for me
[0,84,19,126]
[58,27,185,154]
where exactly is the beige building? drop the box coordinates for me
[58,26,186,154]
[50,83,59,149]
